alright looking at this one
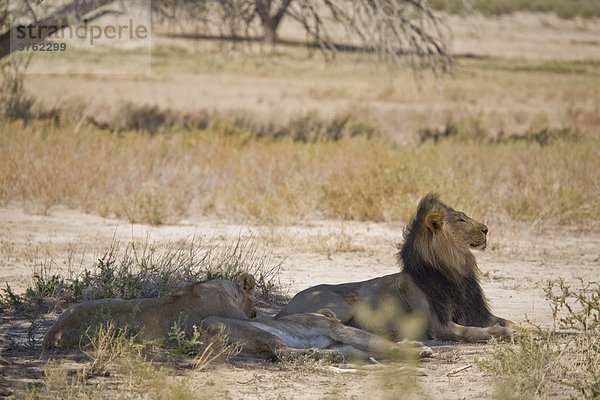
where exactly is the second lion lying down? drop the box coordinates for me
[203,309,431,362]
[43,273,258,349]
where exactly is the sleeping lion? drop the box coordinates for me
[43,273,257,349]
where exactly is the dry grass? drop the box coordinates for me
[0,118,598,226]
[20,331,228,399]
[479,279,600,399]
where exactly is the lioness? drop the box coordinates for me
[43,273,257,349]
[202,309,432,362]
[276,193,514,342]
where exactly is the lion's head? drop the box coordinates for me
[180,272,257,318]
[400,193,488,281]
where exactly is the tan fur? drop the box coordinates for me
[202,309,432,362]
[276,193,515,343]
[413,197,481,281]
[43,273,257,349]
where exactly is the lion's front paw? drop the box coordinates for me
[485,325,512,340]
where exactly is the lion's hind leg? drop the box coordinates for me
[202,317,293,361]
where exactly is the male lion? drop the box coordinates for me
[43,273,257,349]
[202,309,432,362]
[276,193,515,342]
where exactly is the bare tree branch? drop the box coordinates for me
[0,0,454,74]
[0,0,117,59]
[155,0,453,74]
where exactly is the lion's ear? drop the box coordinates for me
[425,211,445,232]
[237,272,256,293]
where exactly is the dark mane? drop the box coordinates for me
[398,193,491,326]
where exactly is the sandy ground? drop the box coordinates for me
[1,206,599,398]
[447,13,600,61]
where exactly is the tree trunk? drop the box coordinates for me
[261,18,279,44]
[256,0,292,44]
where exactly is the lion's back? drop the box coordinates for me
[42,298,133,348]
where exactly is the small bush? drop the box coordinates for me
[418,121,460,143]
[167,320,240,369]
[124,189,168,225]
[505,128,581,147]
[419,118,487,143]
[83,320,140,377]
[420,119,581,147]
[18,234,282,308]
[0,283,24,312]
[480,332,562,399]
[87,102,379,142]
[480,279,600,399]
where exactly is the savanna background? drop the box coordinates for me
[0,0,599,398]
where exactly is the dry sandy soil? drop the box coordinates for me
[1,206,598,398]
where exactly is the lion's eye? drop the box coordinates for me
[458,217,466,222]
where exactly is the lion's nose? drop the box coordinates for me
[481,226,488,235]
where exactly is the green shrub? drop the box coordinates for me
[480,279,600,399]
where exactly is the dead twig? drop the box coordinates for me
[447,364,472,376]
